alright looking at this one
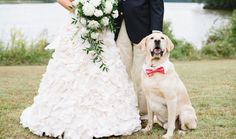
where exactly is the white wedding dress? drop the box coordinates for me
[20,16,141,139]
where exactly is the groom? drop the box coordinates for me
[115,0,164,115]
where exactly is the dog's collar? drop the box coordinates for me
[143,60,170,77]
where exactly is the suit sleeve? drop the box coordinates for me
[149,0,164,31]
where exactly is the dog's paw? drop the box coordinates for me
[162,134,173,139]
[178,130,186,136]
[163,123,168,129]
[141,124,152,132]
[140,115,148,120]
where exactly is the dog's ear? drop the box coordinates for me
[166,35,174,52]
[137,36,148,51]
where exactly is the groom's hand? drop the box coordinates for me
[152,30,162,34]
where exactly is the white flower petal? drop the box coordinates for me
[80,18,87,26]
[82,3,95,16]
[88,20,100,29]
[90,0,101,7]
[91,32,99,39]
[104,1,113,14]
[94,9,103,17]
[101,17,109,26]
[112,10,119,18]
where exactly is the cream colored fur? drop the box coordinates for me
[138,33,197,139]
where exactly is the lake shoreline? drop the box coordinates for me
[0,0,194,4]
[0,3,231,48]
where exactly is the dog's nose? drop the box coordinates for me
[154,40,160,45]
[154,40,161,48]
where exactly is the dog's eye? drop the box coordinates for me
[161,37,165,40]
[150,37,154,40]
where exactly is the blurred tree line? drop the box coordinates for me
[165,0,193,2]
[201,10,236,58]
[194,0,236,10]
[37,0,55,2]
[0,0,56,3]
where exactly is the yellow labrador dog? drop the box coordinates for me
[138,33,197,139]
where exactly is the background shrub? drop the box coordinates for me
[163,22,200,60]
[0,29,53,65]
[201,10,236,58]
[194,0,236,10]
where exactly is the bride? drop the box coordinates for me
[20,0,141,138]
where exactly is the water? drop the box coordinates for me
[0,3,68,43]
[0,3,231,48]
[164,3,231,48]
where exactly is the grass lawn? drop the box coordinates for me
[0,60,236,139]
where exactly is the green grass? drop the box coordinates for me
[0,60,236,139]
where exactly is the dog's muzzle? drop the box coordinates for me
[150,40,164,57]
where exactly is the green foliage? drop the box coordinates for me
[0,29,53,65]
[163,22,200,60]
[194,0,236,10]
[201,10,236,58]
[0,0,56,4]
[2,16,235,66]
[72,0,119,72]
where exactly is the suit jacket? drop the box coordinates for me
[115,0,164,44]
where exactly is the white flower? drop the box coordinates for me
[80,0,87,4]
[101,17,109,26]
[82,2,95,16]
[112,10,118,18]
[72,0,80,6]
[91,32,99,39]
[88,20,100,29]
[80,18,87,26]
[81,28,89,37]
[90,0,101,7]
[104,1,113,14]
[94,9,103,17]
[108,0,115,4]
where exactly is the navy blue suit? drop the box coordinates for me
[115,0,164,44]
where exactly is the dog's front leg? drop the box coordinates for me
[142,95,154,132]
[162,98,177,139]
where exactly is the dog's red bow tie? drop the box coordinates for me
[145,66,165,77]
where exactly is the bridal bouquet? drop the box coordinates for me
[71,0,119,72]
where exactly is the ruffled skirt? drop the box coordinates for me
[20,21,141,139]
